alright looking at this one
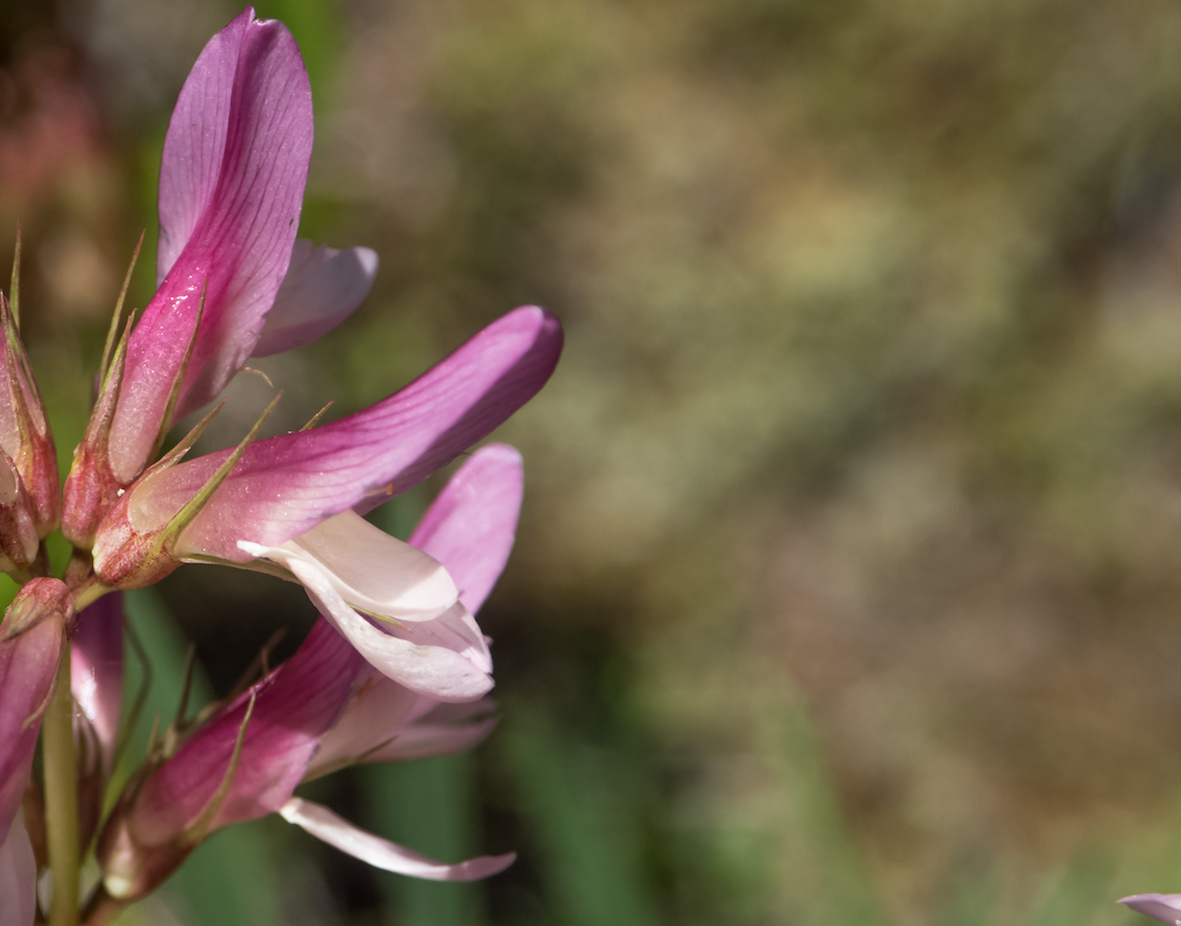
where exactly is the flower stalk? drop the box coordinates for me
[43,651,79,926]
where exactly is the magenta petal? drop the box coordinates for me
[130,620,363,843]
[252,241,379,356]
[0,811,36,926]
[1120,895,1181,925]
[0,614,62,840]
[280,798,515,880]
[110,8,312,483]
[116,306,561,561]
[71,593,125,776]
[409,443,523,614]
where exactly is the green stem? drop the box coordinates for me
[44,649,80,926]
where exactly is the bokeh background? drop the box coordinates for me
[8,0,1181,923]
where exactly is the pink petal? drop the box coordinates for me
[129,619,363,844]
[409,443,523,614]
[362,696,497,764]
[71,593,124,776]
[1120,895,1181,925]
[0,811,36,926]
[258,548,492,701]
[309,673,495,777]
[252,241,379,356]
[106,305,561,564]
[110,8,313,483]
[279,797,515,881]
[0,605,63,840]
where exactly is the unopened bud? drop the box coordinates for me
[0,295,58,539]
[0,577,74,641]
[0,451,38,579]
[97,801,194,902]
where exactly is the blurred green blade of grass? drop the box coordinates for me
[362,755,485,926]
[778,705,891,926]
[1025,849,1117,926]
[929,857,997,926]
[501,708,662,926]
[110,589,281,926]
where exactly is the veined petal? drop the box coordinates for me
[280,797,515,881]
[255,546,492,701]
[71,594,124,776]
[361,696,497,765]
[0,811,36,926]
[128,620,362,845]
[308,673,495,777]
[282,511,458,621]
[409,443,523,613]
[99,306,561,566]
[1120,895,1181,925]
[0,588,66,839]
[252,241,378,356]
[110,8,313,484]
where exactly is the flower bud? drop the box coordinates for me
[0,295,58,541]
[0,577,73,642]
[0,450,39,580]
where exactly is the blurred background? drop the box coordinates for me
[7,0,1181,923]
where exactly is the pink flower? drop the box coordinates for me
[0,580,72,842]
[98,445,524,895]
[59,5,560,702]
[0,810,36,926]
[61,7,377,548]
[90,306,560,697]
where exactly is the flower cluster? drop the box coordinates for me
[0,8,561,925]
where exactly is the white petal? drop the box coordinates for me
[253,241,379,356]
[287,512,458,621]
[0,811,36,926]
[240,540,492,701]
[280,798,514,881]
[396,603,492,674]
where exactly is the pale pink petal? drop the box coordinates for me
[1121,895,1181,925]
[0,609,63,839]
[252,241,379,356]
[397,604,491,675]
[308,672,495,776]
[282,512,458,620]
[103,306,561,564]
[110,9,313,483]
[71,593,124,776]
[362,697,497,764]
[409,443,523,613]
[0,811,36,926]
[307,674,421,776]
[252,546,492,701]
[280,797,515,881]
[129,620,363,844]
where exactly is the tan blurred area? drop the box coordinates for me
[11,0,1181,922]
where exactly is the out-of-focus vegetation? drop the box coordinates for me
[9,0,1181,922]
